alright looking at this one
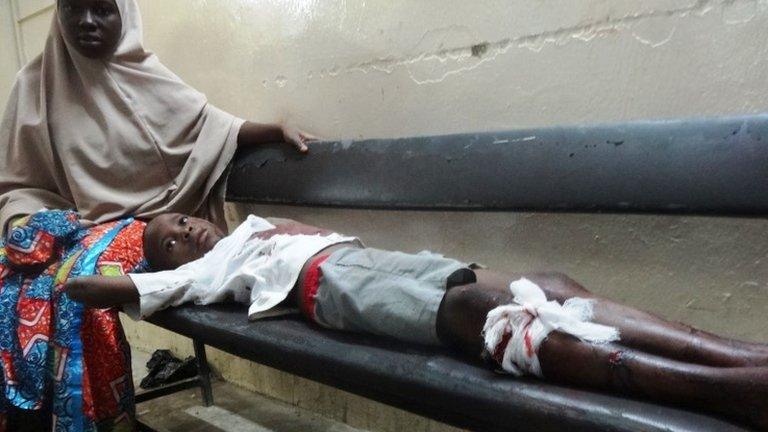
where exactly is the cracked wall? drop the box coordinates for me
[1,1,767,431]
[3,1,768,136]
[129,0,768,139]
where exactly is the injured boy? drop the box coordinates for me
[65,213,768,429]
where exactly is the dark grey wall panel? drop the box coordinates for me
[226,115,768,215]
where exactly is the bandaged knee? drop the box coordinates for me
[482,278,620,377]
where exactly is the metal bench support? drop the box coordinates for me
[193,339,214,407]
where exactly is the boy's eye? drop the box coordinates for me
[165,239,176,252]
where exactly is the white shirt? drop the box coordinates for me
[124,215,357,320]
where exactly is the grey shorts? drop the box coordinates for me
[313,247,475,346]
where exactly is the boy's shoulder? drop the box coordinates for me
[264,217,300,226]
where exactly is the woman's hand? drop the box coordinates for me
[237,121,318,154]
[281,124,317,154]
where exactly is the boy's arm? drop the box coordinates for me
[65,275,139,309]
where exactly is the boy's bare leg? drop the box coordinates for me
[438,271,768,367]
[436,272,768,428]
[524,271,768,367]
[538,333,768,429]
[586,294,768,367]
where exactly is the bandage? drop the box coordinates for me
[482,278,620,377]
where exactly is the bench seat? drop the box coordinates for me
[146,304,747,432]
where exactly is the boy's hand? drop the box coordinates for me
[65,275,139,308]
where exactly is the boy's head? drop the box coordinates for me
[143,213,226,271]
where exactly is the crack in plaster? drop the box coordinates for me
[722,0,759,23]
[631,20,678,48]
[300,0,756,86]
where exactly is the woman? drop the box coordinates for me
[0,0,310,235]
[0,0,310,430]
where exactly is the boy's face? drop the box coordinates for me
[144,214,225,271]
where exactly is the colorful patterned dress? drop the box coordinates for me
[0,211,146,431]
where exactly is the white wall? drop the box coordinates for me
[0,0,55,103]
[4,1,768,134]
[0,0,19,104]
[137,0,768,139]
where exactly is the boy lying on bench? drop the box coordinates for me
[65,213,768,429]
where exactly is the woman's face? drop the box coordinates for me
[58,0,122,59]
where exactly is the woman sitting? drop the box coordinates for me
[0,0,309,429]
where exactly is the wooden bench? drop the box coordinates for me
[136,114,768,431]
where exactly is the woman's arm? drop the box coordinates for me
[237,121,315,153]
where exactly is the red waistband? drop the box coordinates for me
[300,254,331,322]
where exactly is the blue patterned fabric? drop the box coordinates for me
[0,211,143,431]
[5,210,83,269]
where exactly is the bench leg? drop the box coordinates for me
[193,339,214,407]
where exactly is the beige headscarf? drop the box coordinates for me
[0,0,244,233]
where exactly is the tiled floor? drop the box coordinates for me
[132,349,365,432]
